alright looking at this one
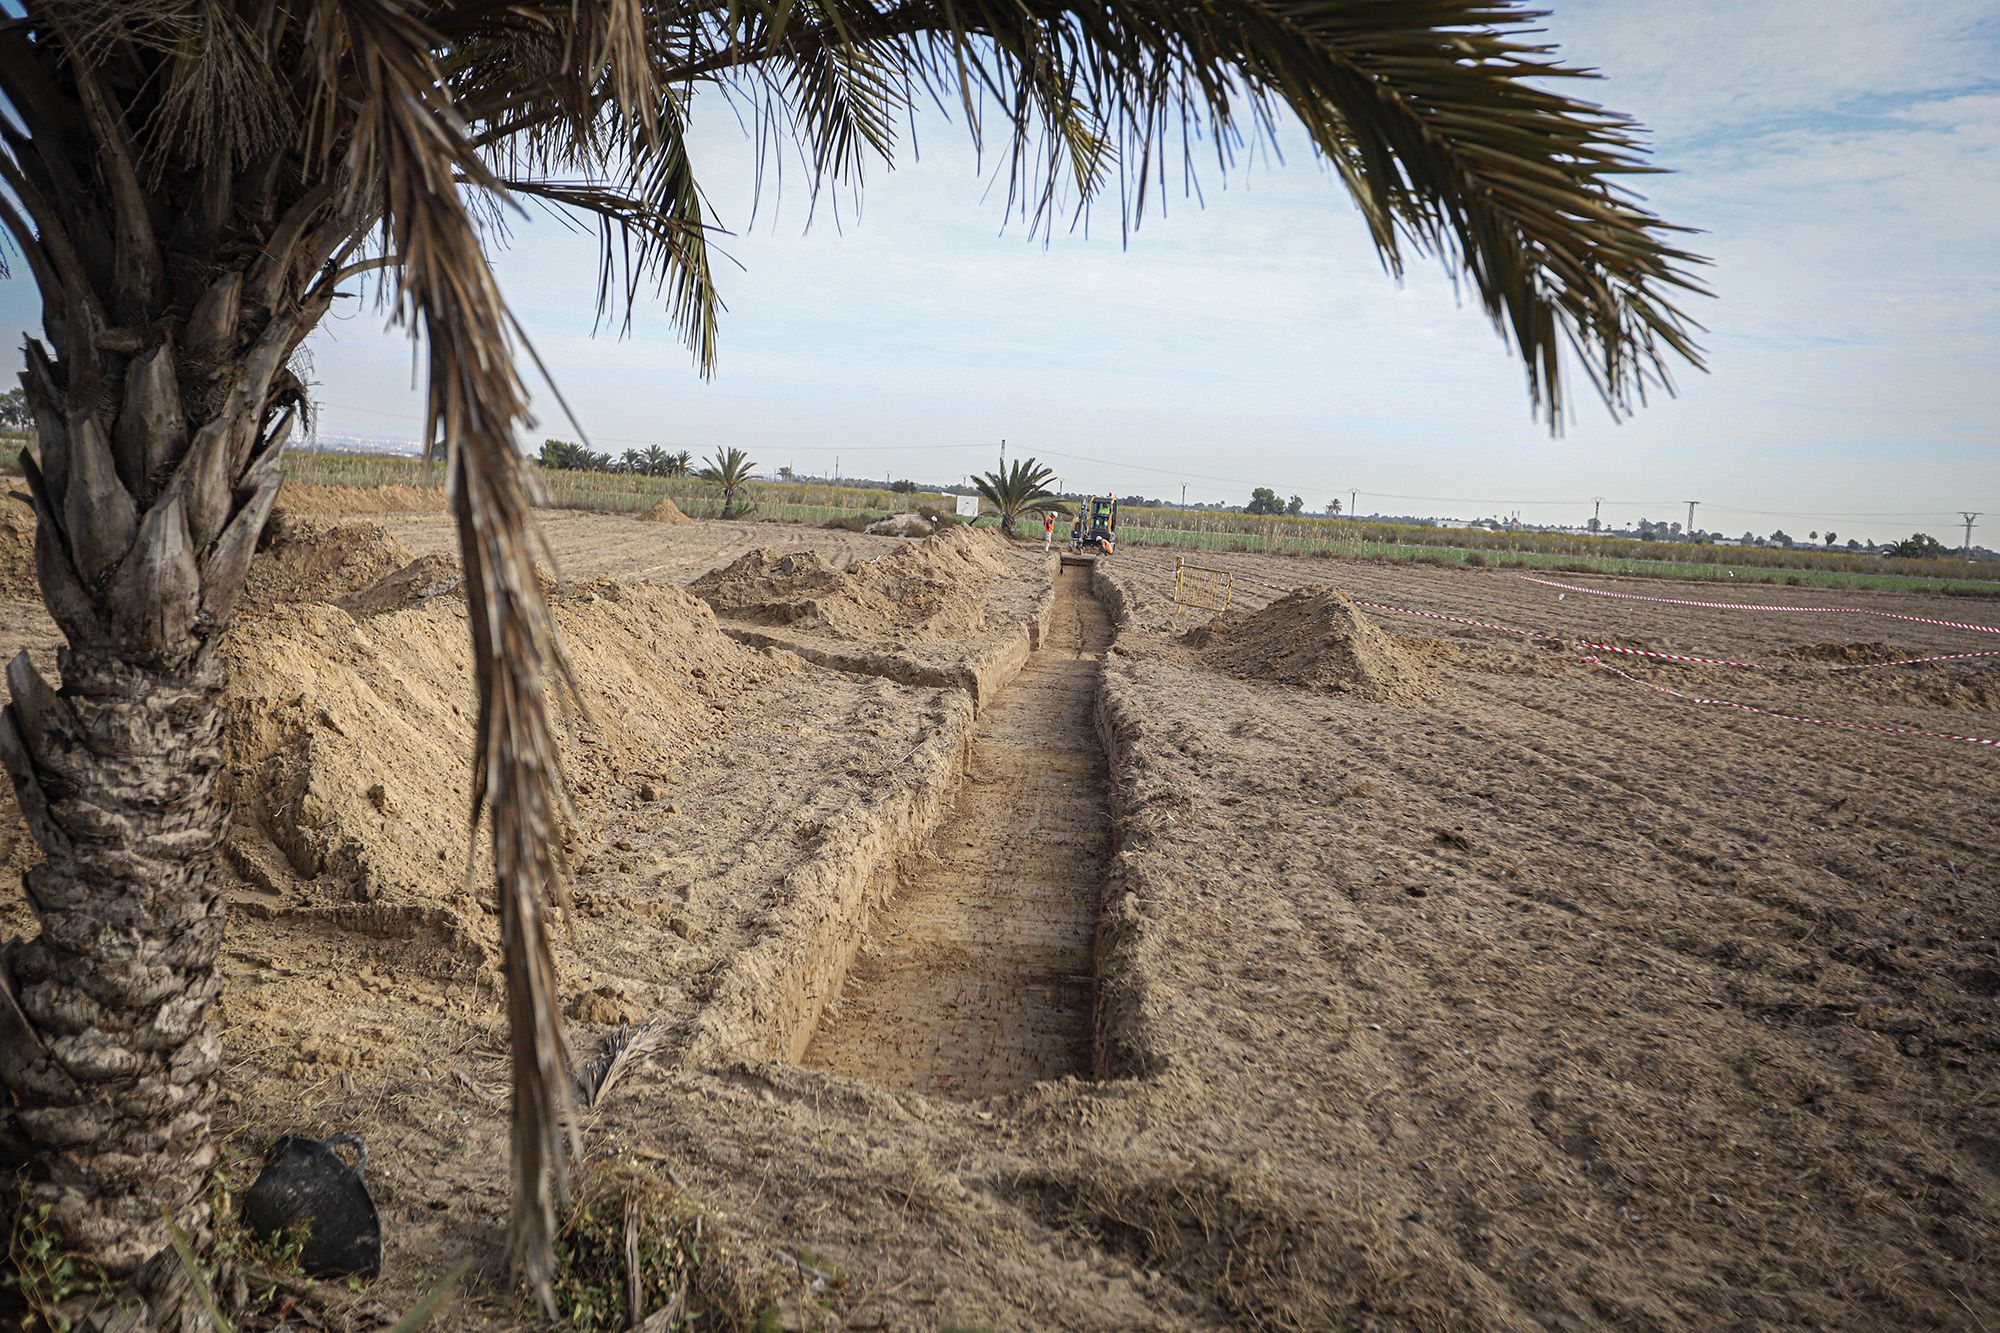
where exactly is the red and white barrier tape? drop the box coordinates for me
[1350,595,1563,642]
[1580,657,2000,749]
[1827,649,2000,671]
[1520,574,2000,637]
[1575,641,1775,670]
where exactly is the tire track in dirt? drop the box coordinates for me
[800,567,1112,1098]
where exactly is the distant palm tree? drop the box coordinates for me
[640,445,672,477]
[975,459,1067,536]
[1330,499,1344,517]
[0,0,1703,1317]
[699,448,757,519]
[668,450,694,479]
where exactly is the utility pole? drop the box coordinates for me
[1686,500,1699,535]
[833,454,839,483]
[1181,483,1187,507]
[1350,489,1358,518]
[999,438,1006,469]
[1592,497,1603,530]
[1965,512,1981,558]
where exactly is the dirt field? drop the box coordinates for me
[1,488,1995,1329]
[803,570,1111,1098]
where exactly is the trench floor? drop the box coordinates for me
[800,569,1113,1098]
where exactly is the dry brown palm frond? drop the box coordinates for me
[578,1020,673,1110]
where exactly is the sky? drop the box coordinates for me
[4,1,1997,544]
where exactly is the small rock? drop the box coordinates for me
[366,783,395,816]
[638,783,661,802]
[614,838,635,852]
[668,916,697,940]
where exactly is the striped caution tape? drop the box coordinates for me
[1827,649,2000,671]
[1519,574,2000,637]
[1350,595,1565,642]
[1580,657,2000,750]
[1576,641,2000,673]
[1576,641,1775,670]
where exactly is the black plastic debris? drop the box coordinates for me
[241,1133,382,1278]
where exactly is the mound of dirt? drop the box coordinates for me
[1192,586,1438,702]
[865,512,934,537]
[220,579,789,931]
[336,553,463,619]
[691,527,1010,642]
[277,481,448,515]
[241,518,416,613]
[0,498,37,599]
[637,495,693,525]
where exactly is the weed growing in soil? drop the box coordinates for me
[5,1192,108,1330]
[547,1163,778,1330]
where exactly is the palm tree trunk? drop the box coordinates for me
[1,650,228,1276]
[721,487,737,521]
[1,254,307,1313]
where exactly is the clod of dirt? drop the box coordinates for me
[865,512,935,537]
[1191,586,1439,703]
[637,495,694,524]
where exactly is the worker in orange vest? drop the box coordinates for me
[1043,511,1056,551]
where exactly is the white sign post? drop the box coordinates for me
[954,494,981,519]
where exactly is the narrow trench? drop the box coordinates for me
[800,568,1113,1099]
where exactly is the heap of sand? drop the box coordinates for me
[1192,585,1439,703]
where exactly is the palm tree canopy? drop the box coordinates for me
[974,459,1067,522]
[697,446,756,488]
[0,0,1705,1311]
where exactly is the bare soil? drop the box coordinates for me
[802,567,1110,1099]
[0,488,1994,1329]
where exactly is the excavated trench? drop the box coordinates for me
[798,567,1113,1098]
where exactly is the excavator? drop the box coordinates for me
[1059,495,1117,568]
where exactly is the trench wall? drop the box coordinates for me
[683,580,1059,1068]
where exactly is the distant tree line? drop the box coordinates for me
[537,439,692,476]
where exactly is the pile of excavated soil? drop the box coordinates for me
[240,517,416,614]
[219,576,780,942]
[0,498,36,599]
[637,495,693,524]
[865,512,934,537]
[336,552,463,619]
[277,481,449,515]
[690,526,1010,642]
[1192,585,1439,702]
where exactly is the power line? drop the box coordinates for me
[313,401,984,453]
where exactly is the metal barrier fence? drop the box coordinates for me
[1172,555,1234,620]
